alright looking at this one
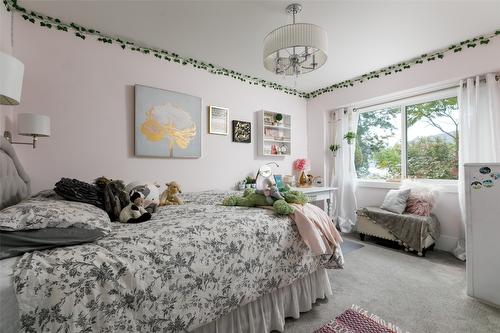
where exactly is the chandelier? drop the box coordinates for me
[263,3,328,77]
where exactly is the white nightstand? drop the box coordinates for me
[290,186,338,217]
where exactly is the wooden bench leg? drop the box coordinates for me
[359,233,365,241]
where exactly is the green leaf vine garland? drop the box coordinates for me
[3,0,500,99]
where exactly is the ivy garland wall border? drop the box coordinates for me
[4,0,500,99]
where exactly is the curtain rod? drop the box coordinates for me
[352,85,458,112]
[352,73,499,112]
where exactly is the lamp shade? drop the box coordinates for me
[263,23,328,75]
[17,113,51,137]
[0,51,24,105]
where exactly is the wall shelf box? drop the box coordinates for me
[257,110,291,156]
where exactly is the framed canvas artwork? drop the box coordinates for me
[135,85,202,158]
[232,120,251,143]
[208,106,229,135]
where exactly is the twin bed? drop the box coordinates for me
[0,137,344,333]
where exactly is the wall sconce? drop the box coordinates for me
[3,113,51,148]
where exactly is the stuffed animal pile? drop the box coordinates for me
[54,177,186,223]
[223,186,308,215]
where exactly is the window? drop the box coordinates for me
[355,95,459,181]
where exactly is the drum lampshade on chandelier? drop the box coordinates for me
[263,3,328,77]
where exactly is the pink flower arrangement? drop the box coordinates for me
[294,159,310,171]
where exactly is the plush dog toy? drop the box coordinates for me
[125,182,160,214]
[94,177,129,221]
[159,181,183,206]
[119,191,152,223]
[223,188,308,215]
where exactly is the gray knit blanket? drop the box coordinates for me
[359,207,440,252]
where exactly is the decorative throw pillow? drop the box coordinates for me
[400,181,439,216]
[0,197,111,232]
[380,189,411,214]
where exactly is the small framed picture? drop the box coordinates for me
[232,120,251,143]
[209,106,229,135]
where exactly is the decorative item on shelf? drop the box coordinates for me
[271,144,278,155]
[208,105,229,135]
[245,176,256,189]
[238,179,247,190]
[263,3,328,79]
[299,171,308,187]
[274,113,283,126]
[313,176,324,187]
[278,144,288,155]
[263,114,273,125]
[283,175,295,187]
[307,174,314,186]
[329,144,341,157]
[343,131,356,144]
[232,120,251,143]
[135,85,201,158]
[274,174,285,191]
[4,113,51,149]
[294,158,311,187]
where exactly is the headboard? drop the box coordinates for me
[0,136,30,210]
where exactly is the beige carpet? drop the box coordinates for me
[282,234,500,333]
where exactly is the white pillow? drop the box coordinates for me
[380,189,411,214]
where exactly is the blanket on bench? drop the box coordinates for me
[359,207,440,252]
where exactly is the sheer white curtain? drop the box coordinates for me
[329,107,359,232]
[455,73,500,260]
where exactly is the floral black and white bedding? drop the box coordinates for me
[13,191,344,333]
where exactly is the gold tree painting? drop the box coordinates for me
[135,85,201,158]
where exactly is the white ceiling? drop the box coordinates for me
[19,0,500,92]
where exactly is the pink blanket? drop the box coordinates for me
[290,203,343,255]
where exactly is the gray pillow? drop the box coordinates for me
[0,196,111,233]
[0,227,106,259]
[380,189,411,214]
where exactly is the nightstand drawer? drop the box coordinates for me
[306,191,330,202]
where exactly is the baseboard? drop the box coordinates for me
[435,235,458,253]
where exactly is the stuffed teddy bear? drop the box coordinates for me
[159,181,183,206]
[119,191,152,223]
[223,188,308,215]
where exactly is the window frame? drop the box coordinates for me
[355,88,459,184]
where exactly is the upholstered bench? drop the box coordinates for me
[356,207,440,256]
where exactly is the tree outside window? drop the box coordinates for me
[355,97,459,180]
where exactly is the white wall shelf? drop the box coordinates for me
[258,110,291,156]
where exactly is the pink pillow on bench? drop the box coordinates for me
[401,181,439,216]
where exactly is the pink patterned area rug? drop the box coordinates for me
[314,305,408,333]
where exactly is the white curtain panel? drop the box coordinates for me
[455,73,500,260]
[329,108,359,232]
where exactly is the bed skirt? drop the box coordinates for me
[0,262,331,333]
[193,268,332,333]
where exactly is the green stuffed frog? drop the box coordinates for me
[222,187,308,215]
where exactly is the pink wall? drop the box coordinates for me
[0,5,13,133]
[306,38,500,251]
[9,16,307,193]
